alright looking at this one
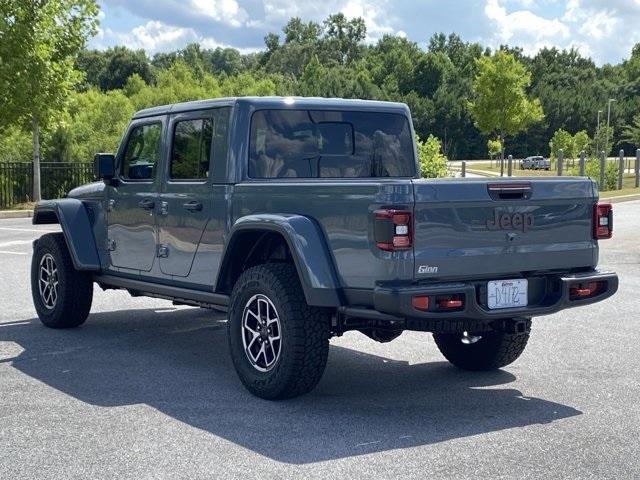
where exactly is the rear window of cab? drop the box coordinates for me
[248,109,416,179]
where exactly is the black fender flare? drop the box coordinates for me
[32,199,101,271]
[217,214,342,307]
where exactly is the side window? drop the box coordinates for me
[121,123,162,180]
[212,108,230,177]
[170,118,214,180]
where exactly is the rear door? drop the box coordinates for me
[158,108,228,276]
[155,111,217,277]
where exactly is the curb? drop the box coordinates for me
[466,169,499,177]
[601,193,640,203]
[0,210,34,219]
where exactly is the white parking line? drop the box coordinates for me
[0,240,33,248]
[0,227,58,233]
[0,250,28,256]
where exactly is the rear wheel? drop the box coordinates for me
[433,326,530,371]
[31,233,93,328]
[228,263,330,400]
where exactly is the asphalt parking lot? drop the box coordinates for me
[1,203,639,479]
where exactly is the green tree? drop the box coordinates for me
[593,125,614,157]
[549,128,575,160]
[65,89,135,161]
[573,130,591,157]
[151,51,178,70]
[322,13,366,65]
[75,49,107,90]
[298,55,327,96]
[365,35,420,95]
[487,138,502,159]
[469,51,544,168]
[0,125,32,161]
[621,113,640,148]
[416,134,448,178]
[0,0,99,201]
[208,47,243,75]
[412,51,451,98]
[99,46,154,90]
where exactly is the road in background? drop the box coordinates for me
[1,204,639,479]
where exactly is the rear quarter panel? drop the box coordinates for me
[231,180,415,289]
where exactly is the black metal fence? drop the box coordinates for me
[0,162,94,209]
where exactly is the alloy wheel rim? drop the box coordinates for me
[241,294,282,372]
[38,253,59,310]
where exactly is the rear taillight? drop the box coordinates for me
[593,203,613,240]
[374,209,412,251]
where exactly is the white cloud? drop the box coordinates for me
[485,0,569,53]
[578,10,617,39]
[340,0,395,41]
[560,0,640,64]
[190,0,248,27]
[257,0,401,42]
[96,19,255,54]
[92,0,640,65]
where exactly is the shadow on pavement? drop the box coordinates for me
[0,308,582,464]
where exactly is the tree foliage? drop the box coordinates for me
[469,51,544,156]
[0,0,99,199]
[487,138,502,159]
[0,0,98,129]
[593,125,614,157]
[573,130,591,157]
[417,134,448,178]
[621,114,640,148]
[4,10,640,173]
[549,128,575,159]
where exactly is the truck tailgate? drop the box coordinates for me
[412,177,597,281]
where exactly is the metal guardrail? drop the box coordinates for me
[0,162,94,209]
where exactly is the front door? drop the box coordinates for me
[107,118,164,272]
[156,111,216,277]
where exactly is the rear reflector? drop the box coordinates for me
[570,281,604,300]
[593,203,613,239]
[374,209,412,251]
[412,296,430,311]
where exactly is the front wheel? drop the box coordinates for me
[228,263,330,400]
[433,326,530,371]
[31,233,93,328]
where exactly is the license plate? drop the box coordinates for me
[487,279,528,309]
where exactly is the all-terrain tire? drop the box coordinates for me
[228,263,330,400]
[433,327,530,371]
[31,233,93,328]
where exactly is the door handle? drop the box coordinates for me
[183,201,203,212]
[138,198,155,210]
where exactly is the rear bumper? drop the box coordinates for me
[372,270,618,323]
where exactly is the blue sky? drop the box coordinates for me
[89,0,640,65]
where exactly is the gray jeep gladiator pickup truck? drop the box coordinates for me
[30,97,618,399]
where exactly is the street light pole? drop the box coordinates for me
[606,99,616,157]
[596,110,602,155]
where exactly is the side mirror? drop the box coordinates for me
[94,153,115,181]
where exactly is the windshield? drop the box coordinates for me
[249,109,416,178]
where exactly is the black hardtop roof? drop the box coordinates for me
[132,96,410,119]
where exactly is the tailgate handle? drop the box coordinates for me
[487,183,532,200]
